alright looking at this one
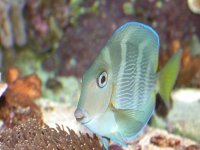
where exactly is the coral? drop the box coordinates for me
[159,39,200,88]
[0,1,13,48]
[0,67,42,128]
[5,67,41,104]
[189,35,200,56]
[56,0,200,78]
[9,0,27,46]
[43,76,81,104]
[177,55,200,87]
[0,0,26,48]
[122,1,135,15]
[135,0,200,48]
[1,0,199,83]
[109,144,123,150]
[0,118,103,150]
[11,50,81,103]
[150,135,200,149]
[150,135,181,147]
[131,128,200,150]
[0,0,99,50]
[6,67,21,83]
[57,0,128,77]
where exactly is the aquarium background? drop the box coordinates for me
[0,0,200,149]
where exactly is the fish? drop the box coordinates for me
[74,22,182,149]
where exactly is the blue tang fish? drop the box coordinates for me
[74,22,181,149]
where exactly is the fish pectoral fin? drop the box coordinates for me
[114,109,144,138]
[158,50,182,108]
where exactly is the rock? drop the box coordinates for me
[167,88,200,143]
[125,128,199,150]
[152,88,200,143]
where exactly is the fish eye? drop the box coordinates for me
[97,71,108,88]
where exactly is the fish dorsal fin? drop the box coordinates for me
[107,22,159,110]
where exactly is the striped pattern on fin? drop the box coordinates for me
[108,22,159,110]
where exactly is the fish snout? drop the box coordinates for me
[74,108,86,122]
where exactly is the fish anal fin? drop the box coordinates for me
[114,109,144,138]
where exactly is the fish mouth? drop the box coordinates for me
[80,113,102,125]
[80,118,92,124]
[80,85,115,125]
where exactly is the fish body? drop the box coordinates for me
[74,22,181,149]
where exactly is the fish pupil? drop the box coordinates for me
[101,75,106,84]
[97,71,107,88]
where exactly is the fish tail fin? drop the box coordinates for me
[158,50,182,108]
